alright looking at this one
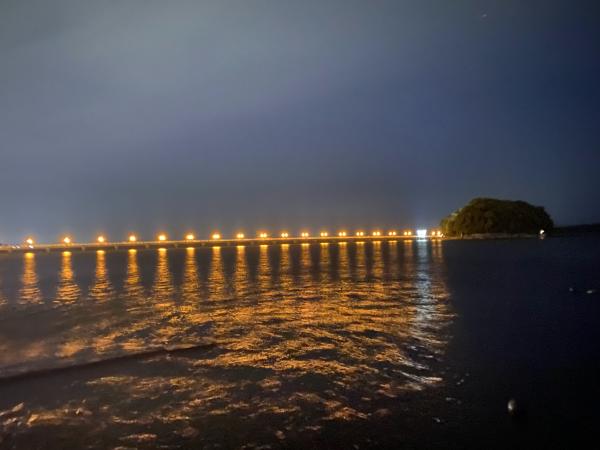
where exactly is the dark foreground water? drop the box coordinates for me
[0,238,599,449]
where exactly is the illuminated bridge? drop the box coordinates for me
[1,229,443,254]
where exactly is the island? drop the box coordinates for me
[440,197,554,237]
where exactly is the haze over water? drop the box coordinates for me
[0,237,599,448]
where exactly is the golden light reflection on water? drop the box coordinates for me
[181,248,200,304]
[320,242,331,284]
[4,242,453,445]
[208,246,225,300]
[0,270,6,307]
[55,251,80,303]
[258,244,270,294]
[19,252,42,304]
[279,244,290,288]
[123,249,143,300]
[356,241,366,280]
[234,245,247,294]
[88,251,115,302]
[300,242,310,281]
[372,240,383,276]
[152,248,175,306]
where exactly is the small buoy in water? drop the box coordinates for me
[568,287,576,293]
[507,398,517,415]
[586,289,597,295]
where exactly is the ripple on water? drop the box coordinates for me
[0,241,453,447]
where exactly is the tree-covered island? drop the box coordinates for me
[440,198,554,237]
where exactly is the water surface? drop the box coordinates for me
[0,238,598,448]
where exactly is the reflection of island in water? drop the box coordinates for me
[3,241,453,447]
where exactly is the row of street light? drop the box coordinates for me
[23,229,443,247]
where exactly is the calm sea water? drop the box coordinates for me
[0,238,598,449]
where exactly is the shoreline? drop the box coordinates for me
[444,233,539,240]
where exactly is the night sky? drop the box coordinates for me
[1,1,599,243]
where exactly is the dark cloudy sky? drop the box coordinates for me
[1,0,599,243]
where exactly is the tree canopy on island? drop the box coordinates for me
[440,198,553,236]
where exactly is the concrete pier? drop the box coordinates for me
[0,235,440,254]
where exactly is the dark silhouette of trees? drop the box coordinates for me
[440,198,553,236]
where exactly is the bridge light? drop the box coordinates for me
[211,233,221,240]
[63,236,71,245]
[259,232,268,239]
[185,233,195,241]
[300,232,309,238]
[372,231,381,237]
[416,229,427,238]
[236,233,245,239]
[97,235,105,243]
[320,231,328,237]
[158,234,167,241]
[129,234,137,242]
[355,231,364,237]
[25,237,34,245]
[338,231,347,237]
[388,231,397,236]
[280,232,289,238]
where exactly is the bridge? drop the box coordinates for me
[0,230,443,254]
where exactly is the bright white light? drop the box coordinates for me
[416,229,427,238]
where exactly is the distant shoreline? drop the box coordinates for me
[444,233,539,240]
[552,223,600,236]
[444,224,600,240]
